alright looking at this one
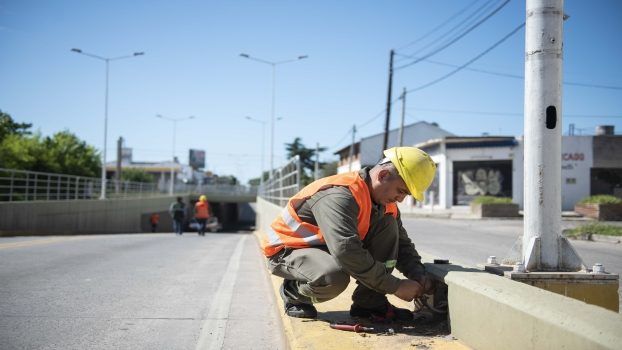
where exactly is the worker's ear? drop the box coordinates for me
[377,169,392,183]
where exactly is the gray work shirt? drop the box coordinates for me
[294,168,425,294]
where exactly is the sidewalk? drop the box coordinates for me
[254,231,469,349]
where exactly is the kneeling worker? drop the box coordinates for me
[261,147,436,321]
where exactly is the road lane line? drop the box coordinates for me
[0,236,98,250]
[195,235,247,350]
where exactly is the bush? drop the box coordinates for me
[566,223,622,237]
[471,196,513,205]
[578,195,622,205]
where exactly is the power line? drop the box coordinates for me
[330,128,355,151]
[406,22,525,94]
[397,0,499,62]
[419,59,622,90]
[396,0,487,52]
[408,107,622,119]
[395,0,511,71]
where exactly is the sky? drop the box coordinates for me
[1,0,621,184]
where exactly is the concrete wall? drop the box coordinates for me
[562,136,593,210]
[255,197,281,236]
[0,196,177,235]
[593,135,622,168]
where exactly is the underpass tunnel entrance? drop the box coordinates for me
[188,197,256,232]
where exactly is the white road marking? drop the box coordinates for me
[195,235,247,350]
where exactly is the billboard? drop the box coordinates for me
[189,149,206,169]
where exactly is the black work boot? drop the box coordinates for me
[350,302,413,322]
[280,280,317,319]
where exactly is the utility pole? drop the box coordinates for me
[348,124,357,172]
[523,0,583,271]
[115,137,123,194]
[398,87,407,147]
[382,49,394,155]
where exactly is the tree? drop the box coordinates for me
[320,160,339,177]
[284,137,327,185]
[0,110,32,141]
[0,111,101,177]
[0,133,47,170]
[42,131,101,177]
[121,168,155,183]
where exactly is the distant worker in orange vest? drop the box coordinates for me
[149,213,160,233]
[261,147,437,321]
[194,195,211,236]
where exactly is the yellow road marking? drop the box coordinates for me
[0,236,97,250]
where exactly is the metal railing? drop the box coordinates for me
[259,155,301,207]
[0,168,257,202]
[0,168,160,201]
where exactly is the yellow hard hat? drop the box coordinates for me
[199,195,207,202]
[383,147,436,202]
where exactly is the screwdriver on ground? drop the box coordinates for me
[330,323,374,333]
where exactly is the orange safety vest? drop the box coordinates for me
[194,201,210,219]
[261,172,398,257]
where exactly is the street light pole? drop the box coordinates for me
[245,116,267,187]
[71,48,144,200]
[156,115,195,195]
[239,53,308,176]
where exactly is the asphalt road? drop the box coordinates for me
[0,232,287,350]
[402,217,622,311]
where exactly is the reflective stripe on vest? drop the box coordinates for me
[262,172,399,257]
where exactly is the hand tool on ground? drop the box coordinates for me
[330,323,374,333]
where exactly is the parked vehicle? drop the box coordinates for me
[189,216,222,233]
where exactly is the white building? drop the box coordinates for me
[334,121,454,173]
[417,132,622,211]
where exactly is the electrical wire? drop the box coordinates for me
[395,0,511,71]
[418,59,622,90]
[406,22,525,94]
[397,0,499,62]
[329,128,355,151]
[396,0,486,52]
[408,107,622,119]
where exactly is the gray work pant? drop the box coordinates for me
[266,214,399,309]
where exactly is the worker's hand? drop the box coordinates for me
[393,279,424,302]
[418,275,434,294]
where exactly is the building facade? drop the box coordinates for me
[417,133,622,211]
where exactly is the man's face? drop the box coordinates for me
[371,169,410,205]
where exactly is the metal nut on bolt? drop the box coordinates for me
[592,263,605,274]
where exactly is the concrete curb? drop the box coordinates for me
[426,263,622,350]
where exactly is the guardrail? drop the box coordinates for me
[259,156,301,207]
[0,168,257,202]
[0,168,159,201]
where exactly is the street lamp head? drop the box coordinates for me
[298,55,309,60]
[240,53,250,58]
[71,48,82,53]
[134,52,145,56]
[188,116,195,120]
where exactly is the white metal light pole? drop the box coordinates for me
[71,48,144,200]
[522,0,583,271]
[245,116,267,187]
[239,53,308,175]
[156,114,195,195]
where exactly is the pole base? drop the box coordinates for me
[523,236,586,272]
